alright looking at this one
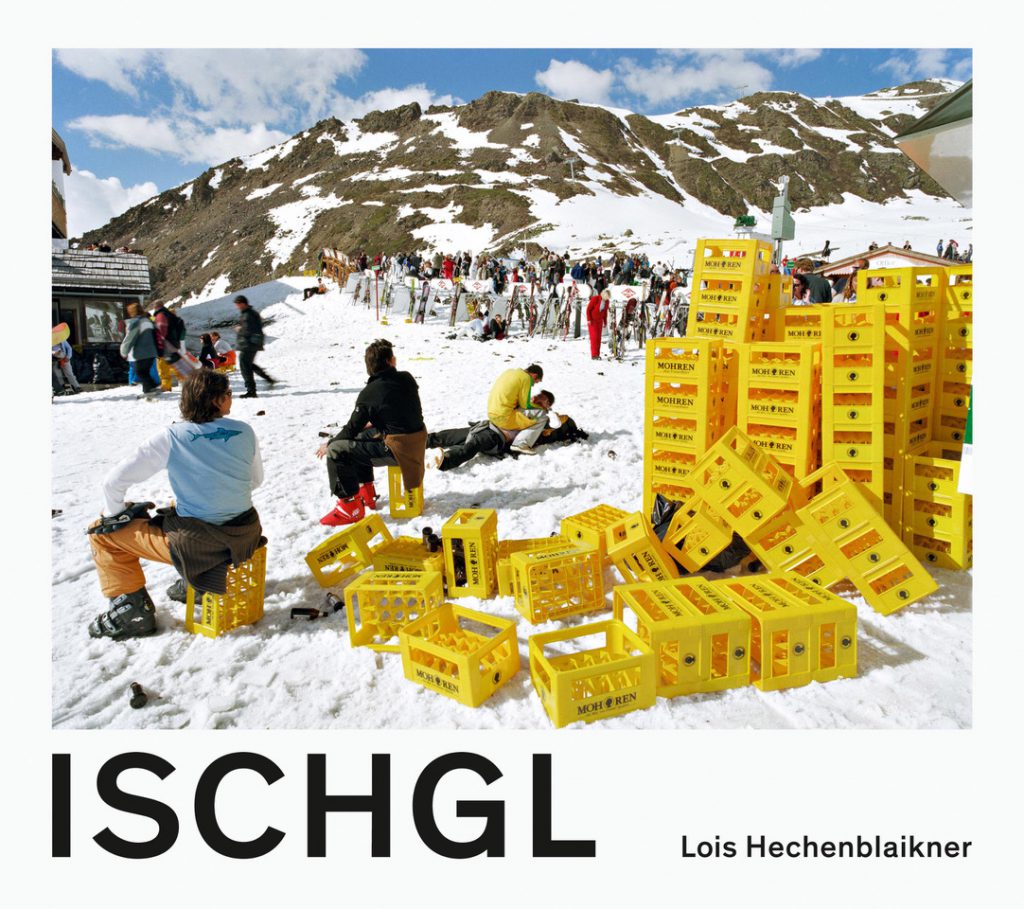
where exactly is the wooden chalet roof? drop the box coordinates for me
[52,249,151,295]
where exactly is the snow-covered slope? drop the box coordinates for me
[50,281,972,730]
[86,81,970,305]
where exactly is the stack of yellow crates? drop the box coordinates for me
[858,266,942,528]
[736,341,822,501]
[820,302,887,509]
[643,337,732,516]
[934,264,972,446]
[686,238,775,343]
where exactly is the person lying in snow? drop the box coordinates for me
[427,391,589,471]
[85,369,265,640]
[316,338,426,526]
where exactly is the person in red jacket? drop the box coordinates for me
[586,289,609,359]
[442,256,455,281]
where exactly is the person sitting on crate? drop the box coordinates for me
[316,338,427,526]
[84,370,265,640]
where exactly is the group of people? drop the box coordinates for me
[115,295,276,399]
[316,343,560,526]
[83,328,578,641]
[345,247,690,302]
[936,239,972,262]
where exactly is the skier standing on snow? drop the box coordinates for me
[84,369,264,639]
[52,338,81,394]
[234,294,277,398]
[317,338,427,526]
[586,289,609,359]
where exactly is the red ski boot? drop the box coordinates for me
[357,481,379,511]
[319,495,366,527]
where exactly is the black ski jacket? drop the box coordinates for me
[332,367,425,442]
[235,306,265,352]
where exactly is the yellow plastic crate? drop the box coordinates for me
[901,445,972,570]
[371,535,445,575]
[857,266,945,309]
[605,512,679,583]
[798,465,938,615]
[613,578,750,697]
[822,304,886,502]
[496,536,567,596]
[305,514,393,588]
[692,237,773,280]
[560,504,631,567]
[662,497,734,571]
[387,465,423,519]
[185,547,266,638]
[781,304,825,343]
[344,570,445,652]
[529,619,657,727]
[441,509,498,598]
[684,427,793,538]
[511,543,605,624]
[399,603,520,707]
[744,508,844,588]
[715,574,857,686]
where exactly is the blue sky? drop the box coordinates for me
[53,48,972,236]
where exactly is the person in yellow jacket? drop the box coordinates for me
[486,364,547,454]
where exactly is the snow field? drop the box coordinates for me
[50,278,971,729]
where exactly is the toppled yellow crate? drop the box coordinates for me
[662,498,733,571]
[371,535,445,576]
[605,512,679,584]
[684,427,793,538]
[560,504,630,566]
[799,465,937,614]
[511,543,604,624]
[305,514,393,588]
[344,570,445,652]
[399,603,520,707]
[529,619,656,727]
[613,578,750,697]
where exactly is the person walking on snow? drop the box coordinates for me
[120,302,162,397]
[84,369,264,639]
[586,289,609,359]
[317,339,427,526]
[234,294,277,398]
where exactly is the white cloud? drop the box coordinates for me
[535,59,615,104]
[67,114,289,166]
[58,50,454,168]
[53,49,150,96]
[878,49,972,83]
[618,51,774,106]
[773,48,823,68]
[331,84,456,121]
[64,168,158,236]
[57,49,367,126]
